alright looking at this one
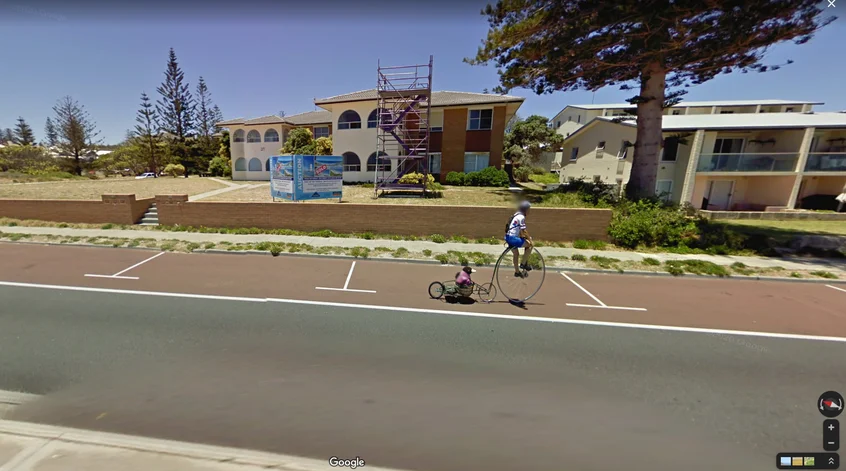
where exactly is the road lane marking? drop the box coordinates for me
[84,252,165,280]
[2,280,846,343]
[315,261,377,294]
[561,272,647,312]
[827,284,846,294]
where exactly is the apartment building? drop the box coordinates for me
[558,110,846,212]
[550,99,821,138]
[217,89,524,182]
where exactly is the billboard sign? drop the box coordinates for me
[270,155,343,202]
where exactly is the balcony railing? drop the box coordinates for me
[696,153,799,173]
[804,153,846,172]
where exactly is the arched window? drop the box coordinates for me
[338,110,361,130]
[342,152,361,172]
[367,109,379,128]
[246,130,261,143]
[265,158,270,171]
[233,129,245,143]
[264,129,279,142]
[234,157,247,171]
[367,151,390,172]
[248,158,262,171]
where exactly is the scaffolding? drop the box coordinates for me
[374,56,433,196]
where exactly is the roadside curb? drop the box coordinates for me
[3,241,845,285]
[0,420,406,471]
[0,391,39,406]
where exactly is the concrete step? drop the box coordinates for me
[140,217,159,224]
[139,222,159,226]
[146,209,158,215]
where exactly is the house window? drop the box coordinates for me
[556,121,561,128]
[656,180,673,201]
[234,157,246,171]
[720,110,734,114]
[431,127,443,132]
[265,159,270,171]
[338,110,361,130]
[617,141,629,159]
[785,107,795,112]
[570,147,579,161]
[662,137,680,162]
[429,153,442,174]
[233,129,245,143]
[342,152,361,172]
[672,110,681,115]
[248,158,262,171]
[713,138,744,154]
[568,116,572,122]
[313,126,330,139]
[597,141,606,150]
[593,175,602,183]
[367,109,379,128]
[367,152,390,172]
[264,129,279,142]
[577,115,581,123]
[464,152,490,173]
[246,130,261,143]
[468,109,493,130]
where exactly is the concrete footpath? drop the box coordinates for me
[0,420,399,471]
[2,225,845,273]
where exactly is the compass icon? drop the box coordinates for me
[819,391,844,418]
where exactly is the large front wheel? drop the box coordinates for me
[495,246,546,302]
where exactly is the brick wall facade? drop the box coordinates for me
[440,109,468,181]
[489,105,506,169]
[156,196,611,242]
[0,194,153,225]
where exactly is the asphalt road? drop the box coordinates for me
[2,283,844,471]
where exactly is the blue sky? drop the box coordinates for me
[0,1,843,144]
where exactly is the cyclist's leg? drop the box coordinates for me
[520,238,534,266]
[511,247,520,274]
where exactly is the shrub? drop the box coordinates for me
[164,163,185,177]
[468,167,510,187]
[789,272,802,278]
[398,172,440,192]
[642,257,661,266]
[435,253,451,264]
[430,234,447,243]
[811,271,838,279]
[451,235,470,243]
[422,249,432,256]
[571,254,587,261]
[208,156,232,177]
[350,246,370,258]
[531,166,547,175]
[665,260,729,277]
[445,171,465,186]
[204,242,216,249]
[186,242,200,251]
[513,166,531,182]
[572,240,589,249]
[269,244,283,256]
[392,247,410,258]
[608,200,698,249]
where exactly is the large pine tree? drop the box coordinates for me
[194,76,220,162]
[1,128,13,143]
[467,0,834,198]
[156,48,194,176]
[52,96,101,175]
[134,92,163,175]
[13,117,36,146]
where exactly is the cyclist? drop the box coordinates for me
[504,200,534,278]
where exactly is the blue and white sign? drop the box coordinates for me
[270,155,343,202]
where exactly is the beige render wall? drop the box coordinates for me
[559,121,636,184]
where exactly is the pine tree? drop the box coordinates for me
[44,117,58,147]
[2,128,13,143]
[156,48,194,176]
[52,96,101,175]
[134,92,162,175]
[13,117,36,146]
[194,76,220,162]
[211,105,224,133]
[468,0,834,198]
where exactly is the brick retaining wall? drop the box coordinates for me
[155,195,611,242]
[701,210,846,221]
[0,194,153,225]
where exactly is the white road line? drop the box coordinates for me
[314,260,376,294]
[315,287,378,294]
[0,280,844,343]
[565,303,647,312]
[112,251,165,276]
[827,284,846,294]
[561,272,607,306]
[343,261,356,290]
[83,274,140,280]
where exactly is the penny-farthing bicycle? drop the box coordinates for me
[488,243,546,305]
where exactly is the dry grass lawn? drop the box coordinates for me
[205,184,524,207]
[719,219,846,237]
[0,176,227,200]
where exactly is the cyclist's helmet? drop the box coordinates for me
[519,200,531,212]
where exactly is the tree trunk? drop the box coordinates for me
[626,62,666,200]
[73,153,82,176]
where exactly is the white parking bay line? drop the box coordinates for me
[315,261,376,294]
[84,252,165,280]
[826,284,846,294]
[561,272,647,312]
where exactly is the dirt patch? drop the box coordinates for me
[0,177,226,200]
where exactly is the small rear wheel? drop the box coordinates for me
[428,281,445,299]
[477,283,497,303]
